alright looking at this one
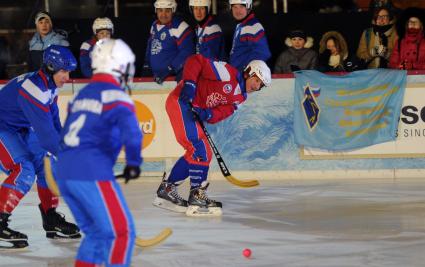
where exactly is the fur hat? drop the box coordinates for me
[34,11,52,25]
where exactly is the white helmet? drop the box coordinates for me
[154,0,177,13]
[189,0,211,12]
[229,0,252,10]
[92,17,114,35]
[91,38,135,85]
[245,60,271,87]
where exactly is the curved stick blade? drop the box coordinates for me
[224,175,259,188]
[135,227,173,248]
[43,156,61,196]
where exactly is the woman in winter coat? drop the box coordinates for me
[318,31,355,72]
[274,30,318,73]
[389,8,425,70]
[356,7,398,69]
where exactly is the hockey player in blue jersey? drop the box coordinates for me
[229,0,271,71]
[79,17,114,78]
[143,0,195,84]
[56,38,142,267]
[0,45,80,249]
[189,0,226,61]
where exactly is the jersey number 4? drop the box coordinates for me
[64,114,87,147]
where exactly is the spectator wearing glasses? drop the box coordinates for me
[357,7,397,69]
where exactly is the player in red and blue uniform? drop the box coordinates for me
[229,0,271,71]
[0,45,80,249]
[142,0,195,84]
[153,54,271,216]
[189,0,226,61]
[79,17,114,78]
[57,39,142,267]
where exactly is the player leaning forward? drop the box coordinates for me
[0,45,80,248]
[56,39,142,266]
[153,54,271,216]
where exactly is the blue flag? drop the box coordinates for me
[294,69,407,150]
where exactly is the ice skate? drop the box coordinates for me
[0,213,28,249]
[38,204,81,239]
[186,181,222,217]
[153,178,188,213]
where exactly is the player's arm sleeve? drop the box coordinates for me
[17,87,60,155]
[144,28,154,67]
[207,104,237,124]
[50,97,62,133]
[183,54,226,83]
[170,22,195,73]
[103,93,143,166]
[79,42,93,78]
[117,109,143,167]
[239,23,271,66]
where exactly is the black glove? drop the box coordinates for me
[141,64,152,77]
[154,66,173,85]
[121,165,141,184]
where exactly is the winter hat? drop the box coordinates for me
[288,30,307,40]
[34,11,52,25]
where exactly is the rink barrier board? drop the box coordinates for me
[1,74,425,180]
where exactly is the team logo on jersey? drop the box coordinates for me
[223,84,232,94]
[151,39,162,55]
[302,84,321,130]
[160,32,166,41]
[206,93,227,108]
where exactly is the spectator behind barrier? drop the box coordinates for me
[318,31,358,72]
[274,30,318,74]
[356,7,398,69]
[28,11,69,72]
[389,8,425,70]
[189,0,226,61]
[229,0,271,71]
[79,17,114,78]
[142,0,195,84]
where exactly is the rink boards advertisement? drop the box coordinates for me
[58,76,425,175]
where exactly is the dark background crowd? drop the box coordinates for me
[0,0,424,79]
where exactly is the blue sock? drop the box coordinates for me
[168,157,190,185]
[189,164,209,189]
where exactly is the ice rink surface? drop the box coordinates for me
[1,178,425,267]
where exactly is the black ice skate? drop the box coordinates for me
[153,179,188,213]
[0,213,28,249]
[186,182,222,217]
[38,204,81,239]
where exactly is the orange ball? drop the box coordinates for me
[243,248,252,258]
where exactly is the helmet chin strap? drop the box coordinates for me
[114,63,133,95]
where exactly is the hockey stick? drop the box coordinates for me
[43,156,173,248]
[190,106,259,188]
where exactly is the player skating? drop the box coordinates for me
[153,54,271,216]
[0,45,80,249]
[56,38,142,266]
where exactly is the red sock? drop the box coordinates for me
[37,185,59,213]
[0,186,24,213]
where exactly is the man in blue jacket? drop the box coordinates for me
[229,0,271,71]
[143,0,194,84]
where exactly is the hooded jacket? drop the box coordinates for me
[274,36,318,73]
[318,31,351,72]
